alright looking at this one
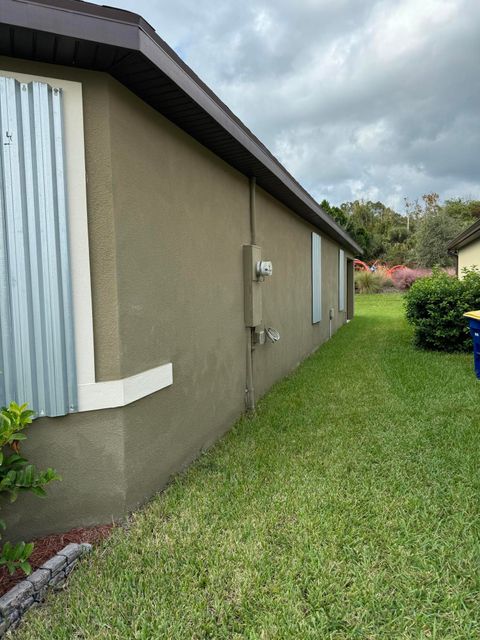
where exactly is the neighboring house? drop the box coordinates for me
[0,0,361,540]
[448,220,480,277]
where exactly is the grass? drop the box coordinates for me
[16,294,480,639]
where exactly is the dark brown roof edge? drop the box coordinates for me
[448,219,480,251]
[0,0,362,254]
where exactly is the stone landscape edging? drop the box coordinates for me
[0,542,91,636]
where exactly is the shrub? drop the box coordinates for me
[355,269,393,294]
[0,402,60,574]
[404,268,480,351]
[391,267,430,290]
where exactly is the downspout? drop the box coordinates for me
[250,176,257,245]
[453,252,458,277]
[246,329,255,411]
[246,177,256,411]
[447,249,458,276]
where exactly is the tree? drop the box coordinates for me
[421,192,442,216]
[320,199,348,227]
[320,194,479,266]
[411,194,479,267]
[414,209,464,267]
[443,198,480,223]
[321,199,411,261]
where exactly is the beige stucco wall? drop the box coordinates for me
[0,57,354,539]
[106,79,249,508]
[458,239,480,277]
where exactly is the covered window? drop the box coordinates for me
[339,248,346,312]
[312,232,322,323]
[0,76,77,417]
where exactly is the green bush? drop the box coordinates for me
[355,269,393,294]
[0,402,60,574]
[404,268,480,351]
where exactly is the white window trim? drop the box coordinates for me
[1,69,173,412]
[77,363,173,412]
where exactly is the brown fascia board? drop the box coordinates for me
[0,0,362,255]
[447,219,480,251]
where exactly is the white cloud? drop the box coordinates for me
[253,9,272,36]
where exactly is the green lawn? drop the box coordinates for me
[17,294,480,639]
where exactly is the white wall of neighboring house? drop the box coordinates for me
[458,239,480,278]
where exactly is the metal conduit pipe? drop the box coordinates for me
[245,176,257,412]
[249,176,257,246]
[245,327,255,411]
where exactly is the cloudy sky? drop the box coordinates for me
[92,0,480,211]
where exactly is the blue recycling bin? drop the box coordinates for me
[464,311,480,379]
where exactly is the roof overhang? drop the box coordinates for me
[0,0,362,255]
[448,219,480,252]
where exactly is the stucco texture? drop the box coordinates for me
[106,79,249,508]
[0,58,355,539]
[252,188,348,398]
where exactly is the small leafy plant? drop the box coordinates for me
[0,402,60,575]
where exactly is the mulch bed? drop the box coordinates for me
[0,524,114,597]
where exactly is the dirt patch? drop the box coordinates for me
[0,524,114,596]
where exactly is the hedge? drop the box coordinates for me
[404,268,480,352]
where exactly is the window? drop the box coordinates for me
[0,75,77,417]
[312,232,322,323]
[0,70,173,417]
[339,248,345,312]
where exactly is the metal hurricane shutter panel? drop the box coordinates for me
[339,249,345,312]
[0,76,77,417]
[312,232,321,324]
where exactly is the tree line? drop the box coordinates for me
[322,194,480,266]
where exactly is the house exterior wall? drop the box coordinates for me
[252,189,346,399]
[0,57,354,540]
[458,239,480,277]
[106,79,249,508]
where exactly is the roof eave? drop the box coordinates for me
[0,0,362,255]
[447,221,480,251]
